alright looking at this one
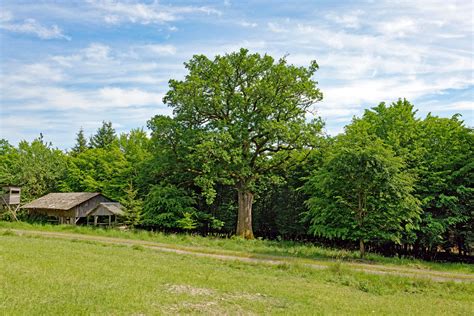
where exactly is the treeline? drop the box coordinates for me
[0,49,472,260]
[1,101,472,260]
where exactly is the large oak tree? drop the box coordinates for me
[161,49,323,238]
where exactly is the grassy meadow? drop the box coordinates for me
[1,228,474,315]
[1,221,473,274]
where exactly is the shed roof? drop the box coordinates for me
[22,192,101,210]
[87,202,123,216]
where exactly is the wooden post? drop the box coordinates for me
[86,216,89,226]
[108,215,111,227]
[94,216,98,226]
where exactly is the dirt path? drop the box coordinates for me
[3,228,474,283]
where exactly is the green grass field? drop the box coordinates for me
[2,229,474,315]
[1,221,473,274]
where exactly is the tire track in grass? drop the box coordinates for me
[3,228,473,283]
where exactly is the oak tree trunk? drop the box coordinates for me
[236,189,254,239]
[360,239,365,258]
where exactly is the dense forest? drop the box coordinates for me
[1,49,472,260]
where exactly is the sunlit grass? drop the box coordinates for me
[1,220,473,274]
[2,234,474,315]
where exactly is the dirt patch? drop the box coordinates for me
[222,292,268,302]
[166,284,215,296]
[163,284,280,314]
[164,284,273,303]
[166,301,220,314]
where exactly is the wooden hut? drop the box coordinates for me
[22,192,118,225]
[86,202,123,227]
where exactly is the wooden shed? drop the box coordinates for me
[86,202,123,227]
[22,192,117,225]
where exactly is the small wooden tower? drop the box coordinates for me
[1,186,21,206]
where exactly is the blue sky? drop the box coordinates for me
[0,0,472,149]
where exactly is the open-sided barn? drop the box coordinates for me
[22,192,123,226]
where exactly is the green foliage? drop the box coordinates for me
[0,136,67,201]
[142,184,224,232]
[89,121,117,149]
[62,128,152,206]
[163,48,323,197]
[60,146,129,201]
[157,48,324,237]
[415,114,473,253]
[120,183,143,227]
[142,184,197,229]
[359,99,421,167]
[1,50,471,260]
[253,143,331,239]
[349,100,473,254]
[71,128,88,156]
[142,115,198,194]
[305,121,421,249]
[119,129,151,171]
[176,212,198,230]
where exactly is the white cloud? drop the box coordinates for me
[86,0,221,25]
[0,10,13,23]
[448,101,473,111]
[376,18,417,38]
[89,0,175,24]
[1,0,472,148]
[429,101,474,111]
[143,44,177,55]
[50,43,115,68]
[3,85,164,111]
[239,20,258,28]
[0,11,70,40]
[98,87,164,107]
[104,15,120,24]
[260,0,473,125]
[325,10,363,29]
[7,63,65,83]
[0,43,174,126]
[84,43,111,60]
[267,22,287,33]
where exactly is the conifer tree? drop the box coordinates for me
[71,128,88,155]
[120,182,143,228]
[90,121,117,149]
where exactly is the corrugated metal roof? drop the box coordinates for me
[22,192,101,210]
